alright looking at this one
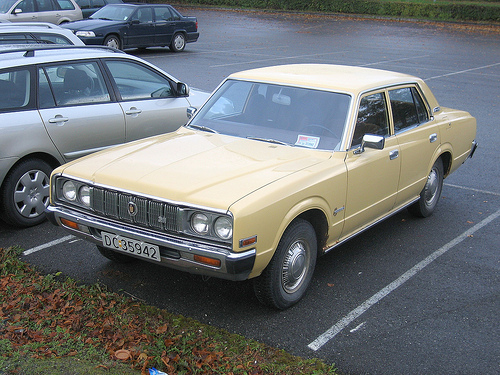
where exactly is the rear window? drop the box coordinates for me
[0,68,32,112]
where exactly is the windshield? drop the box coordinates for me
[0,0,17,13]
[90,5,134,21]
[189,80,351,151]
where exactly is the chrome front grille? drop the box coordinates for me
[91,187,179,232]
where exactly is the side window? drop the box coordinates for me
[0,68,31,111]
[93,0,105,7]
[36,0,54,12]
[35,33,73,45]
[104,60,173,100]
[39,61,110,107]
[56,0,76,10]
[168,6,181,20]
[352,92,389,148]
[0,33,32,44]
[16,0,36,13]
[77,0,90,10]
[132,7,153,23]
[154,6,173,21]
[389,87,429,133]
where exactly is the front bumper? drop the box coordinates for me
[46,205,255,281]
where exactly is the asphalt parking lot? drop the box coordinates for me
[1,8,499,374]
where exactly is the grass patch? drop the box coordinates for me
[0,246,336,374]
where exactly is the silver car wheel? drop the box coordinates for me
[281,240,309,294]
[170,33,185,52]
[14,169,50,219]
[104,35,121,50]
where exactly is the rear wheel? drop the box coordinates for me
[104,35,121,50]
[170,33,186,52]
[253,219,317,310]
[409,158,444,218]
[96,245,137,263]
[0,159,52,227]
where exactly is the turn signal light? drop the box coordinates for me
[194,255,221,267]
[60,218,79,230]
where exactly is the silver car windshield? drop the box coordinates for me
[190,80,351,151]
[0,0,17,13]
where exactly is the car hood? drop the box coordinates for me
[60,128,331,210]
[62,18,124,31]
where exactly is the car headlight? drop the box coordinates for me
[62,181,77,201]
[214,217,232,240]
[191,212,209,235]
[75,31,96,37]
[79,186,91,207]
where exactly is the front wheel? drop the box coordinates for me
[104,35,121,50]
[409,158,444,218]
[170,33,186,52]
[253,219,317,310]
[0,159,52,227]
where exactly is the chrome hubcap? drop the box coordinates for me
[14,170,50,218]
[424,168,439,207]
[174,35,184,50]
[106,38,119,49]
[282,240,309,293]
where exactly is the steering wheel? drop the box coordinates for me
[300,124,339,138]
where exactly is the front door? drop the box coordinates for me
[342,91,401,238]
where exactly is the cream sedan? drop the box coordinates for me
[47,64,477,309]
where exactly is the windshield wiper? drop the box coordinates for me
[186,124,218,133]
[246,136,290,146]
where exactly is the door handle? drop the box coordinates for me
[389,150,399,160]
[125,107,142,116]
[48,116,69,124]
[429,133,438,143]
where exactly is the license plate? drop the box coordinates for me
[102,232,161,262]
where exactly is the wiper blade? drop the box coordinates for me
[246,136,290,146]
[186,124,218,133]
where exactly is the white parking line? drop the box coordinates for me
[444,183,500,197]
[308,208,500,351]
[22,235,75,256]
[425,62,500,81]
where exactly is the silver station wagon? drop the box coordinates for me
[0,45,208,227]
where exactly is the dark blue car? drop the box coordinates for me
[62,3,199,51]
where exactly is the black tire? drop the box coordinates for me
[253,218,317,310]
[96,245,137,263]
[104,35,121,50]
[0,159,52,227]
[170,33,186,52]
[409,158,444,218]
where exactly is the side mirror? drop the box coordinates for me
[186,106,197,119]
[130,19,140,25]
[176,82,189,97]
[14,8,23,14]
[354,134,385,154]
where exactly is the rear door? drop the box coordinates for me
[37,60,125,161]
[153,5,176,46]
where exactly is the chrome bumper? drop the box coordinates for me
[46,205,255,281]
[468,140,478,159]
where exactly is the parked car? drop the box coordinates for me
[0,45,209,227]
[46,64,477,309]
[75,0,122,19]
[0,0,82,24]
[0,22,84,45]
[61,3,198,51]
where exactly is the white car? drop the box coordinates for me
[0,0,82,24]
[0,22,84,45]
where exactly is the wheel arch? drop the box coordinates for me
[1,152,60,191]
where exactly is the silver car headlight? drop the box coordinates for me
[214,216,232,240]
[191,212,210,235]
[62,180,77,201]
[79,186,91,207]
[75,31,96,38]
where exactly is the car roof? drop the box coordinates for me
[229,64,422,95]
[0,22,63,29]
[0,45,125,68]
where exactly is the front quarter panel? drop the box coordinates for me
[229,152,348,278]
